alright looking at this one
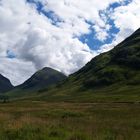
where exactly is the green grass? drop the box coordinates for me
[6,80,140,104]
[29,84,140,103]
[0,101,140,140]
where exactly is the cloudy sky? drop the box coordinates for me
[0,0,140,86]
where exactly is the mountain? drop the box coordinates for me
[0,74,13,93]
[18,67,67,90]
[35,28,140,102]
[6,67,67,98]
[72,28,140,88]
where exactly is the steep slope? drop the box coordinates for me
[72,28,140,88]
[36,28,140,102]
[0,74,13,93]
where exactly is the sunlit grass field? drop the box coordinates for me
[0,101,140,140]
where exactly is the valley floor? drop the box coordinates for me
[0,101,140,140]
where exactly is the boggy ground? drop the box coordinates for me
[0,101,140,140]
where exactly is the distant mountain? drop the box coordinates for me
[0,74,13,93]
[6,67,67,98]
[36,28,140,102]
[18,67,67,90]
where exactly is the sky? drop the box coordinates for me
[0,0,140,86]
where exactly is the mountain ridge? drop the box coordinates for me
[71,28,140,87]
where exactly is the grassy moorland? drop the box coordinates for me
[0,101,140,140]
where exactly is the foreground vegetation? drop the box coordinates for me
[0,101,140,140]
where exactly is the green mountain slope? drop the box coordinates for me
[72,28,140,88]
[0,74,13,93]
[19,67,67,90]
[35,28,140,102]
[7,67,67,98]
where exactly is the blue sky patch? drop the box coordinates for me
[7,50,16,59]
[27,0,62,26]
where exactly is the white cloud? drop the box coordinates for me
[0,58,35,86]
[112,0,140,42]
[93,25,109,41]
[0,0,139,85]
[99,0,140,53]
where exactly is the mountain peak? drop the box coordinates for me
[41,67,54,71]
[18,67,67,90]
[40,67,61,73]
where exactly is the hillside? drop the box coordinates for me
[19,67,67,90]
[72,28,140,88]
[0,74,13,93]
[7,67,67,98]
[35,28,140,102]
